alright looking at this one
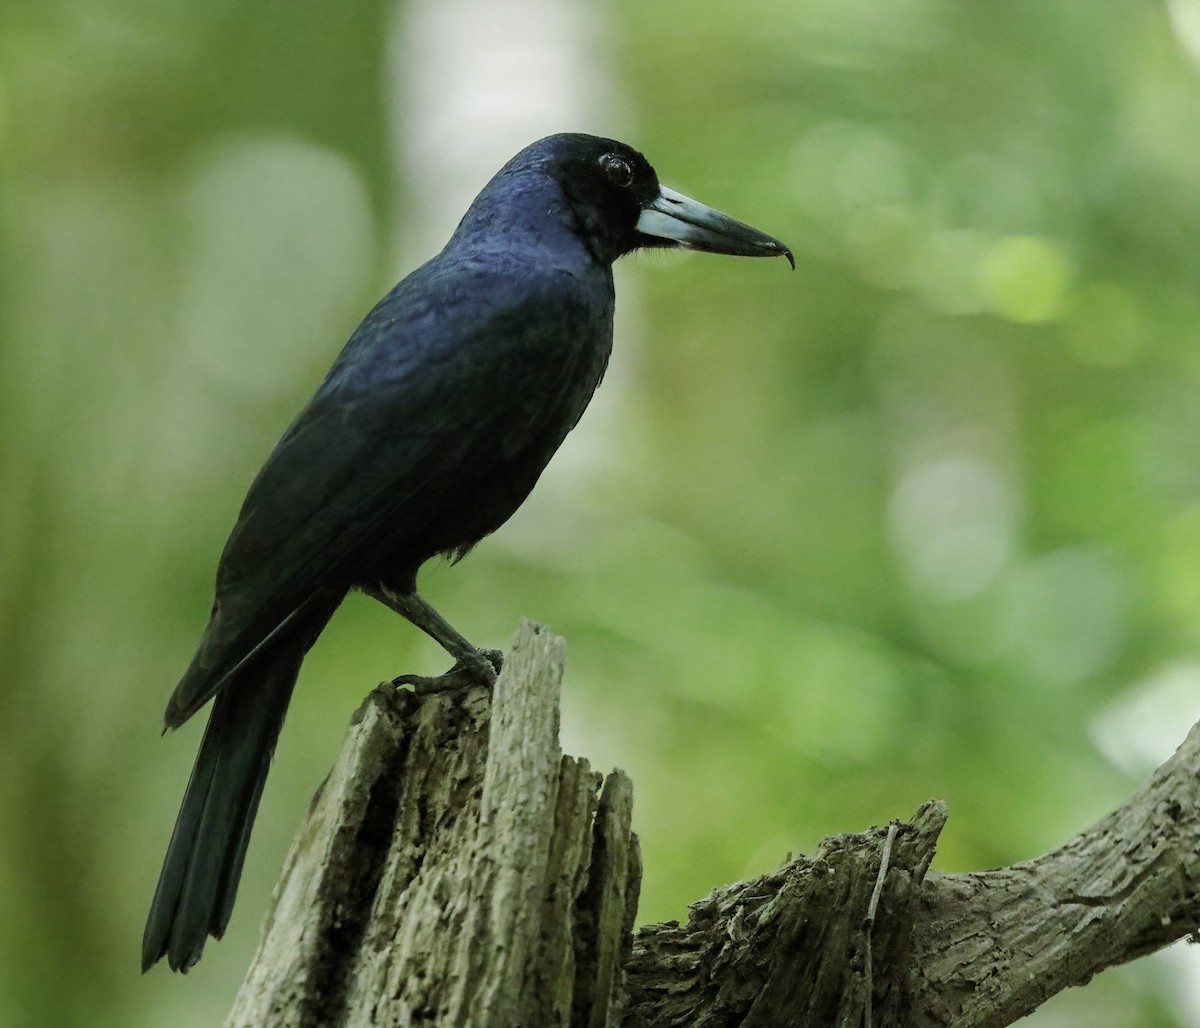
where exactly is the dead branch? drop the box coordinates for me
[225,622,1200,1027]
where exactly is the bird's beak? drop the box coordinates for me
[636,186,795,269]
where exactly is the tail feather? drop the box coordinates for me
[142,596,340,973]
[141,657,295,972]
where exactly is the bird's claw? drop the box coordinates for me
[391,647,503,696]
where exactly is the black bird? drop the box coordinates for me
[142,132,792,973]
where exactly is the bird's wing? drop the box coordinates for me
[169,260,606,720]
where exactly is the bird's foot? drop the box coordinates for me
[391,648,503,696]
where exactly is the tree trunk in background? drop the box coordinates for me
[226,621,1200,1028]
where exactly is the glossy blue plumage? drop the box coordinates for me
[143,132,790,972]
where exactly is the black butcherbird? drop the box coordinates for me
[142,132,792,972]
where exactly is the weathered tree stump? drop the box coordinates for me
[227,620,1200,1027]
[226,620,639,1027]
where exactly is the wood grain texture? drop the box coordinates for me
[225,620,640,1028]
[226,620,1200,1027]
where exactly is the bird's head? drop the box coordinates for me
[556,134,793,268]
[476,133,794,269]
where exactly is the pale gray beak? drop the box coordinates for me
[636,186,794,268]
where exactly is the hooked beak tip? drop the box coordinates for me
[637,186,794,269]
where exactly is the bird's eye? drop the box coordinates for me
[600,153,634,188]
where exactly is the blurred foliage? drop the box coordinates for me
[3,1,1200,1025]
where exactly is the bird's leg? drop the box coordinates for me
[362,584,503,693]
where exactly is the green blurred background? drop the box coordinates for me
[4,0,1200,1024]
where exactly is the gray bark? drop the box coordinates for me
[227,620,1200,1027]
[225,620,639,1028]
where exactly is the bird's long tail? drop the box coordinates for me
[141,601,337,973]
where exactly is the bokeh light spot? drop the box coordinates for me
[179,135,375,393]
[979,234,1073,324]
[889,456,1016,600]
[997,548,1127,686]
[1091,660,1200,775]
